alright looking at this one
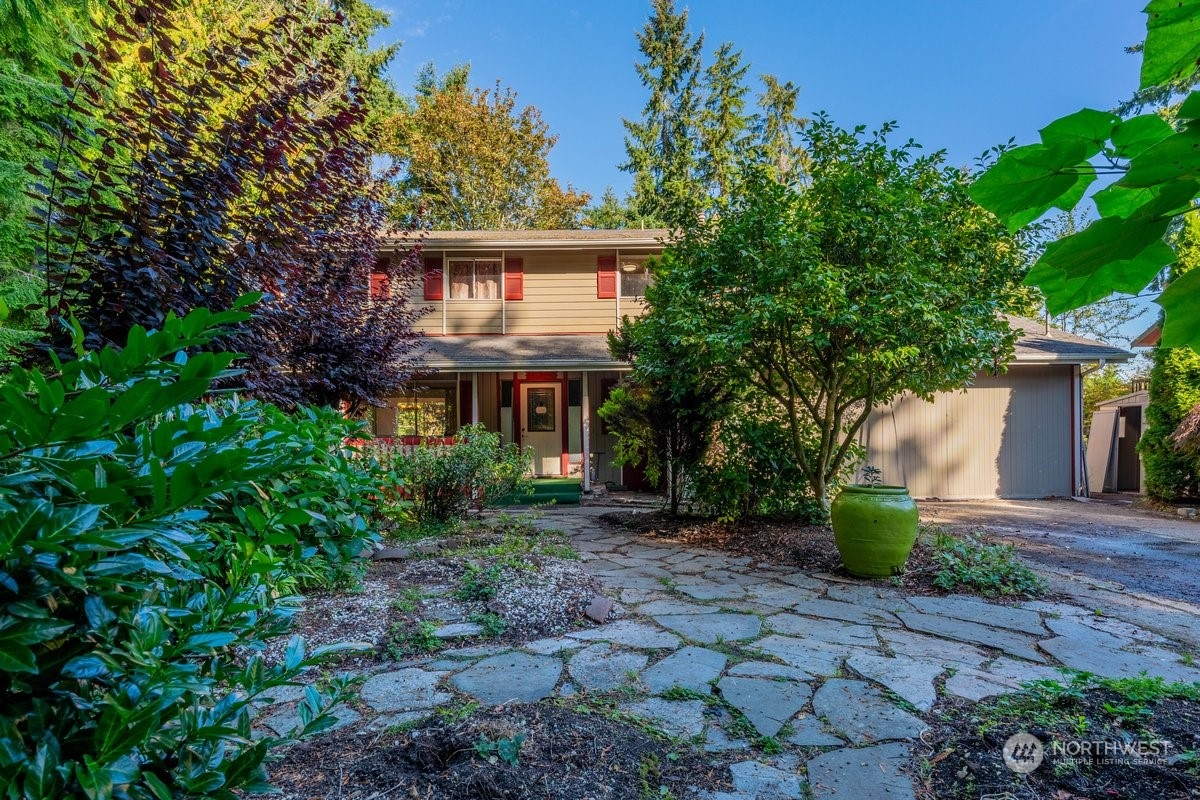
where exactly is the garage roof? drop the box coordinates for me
[1007,316,1133,364]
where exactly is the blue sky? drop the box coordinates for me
[376,1,1147,201]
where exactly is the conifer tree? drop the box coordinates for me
[698,42,751,210]
[621,0,704,228]
[750,75,809,184]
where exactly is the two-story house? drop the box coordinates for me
[371,229,666,492]
[372,230,1132,500]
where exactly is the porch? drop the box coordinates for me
[370,335,652,492]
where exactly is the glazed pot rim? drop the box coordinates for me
[838,484,910,495]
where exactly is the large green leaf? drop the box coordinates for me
[1040,213,1173,281]
[1111,114,1175,159]
[1141,0,1200,89]
[1159,266,1200,349]
[1123,124,1200,186]
[968,140,1094,231]
[1039,108,1119,149]
[1030,240,1176,315]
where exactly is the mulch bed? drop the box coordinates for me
[918,688,1200,800]
[598,509,952,597]
[265,703,735,800]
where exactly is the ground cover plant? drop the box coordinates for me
[921,671,1200,799]
[0,306,375,798]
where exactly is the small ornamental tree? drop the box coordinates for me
[28,0,422,409]
[628,115,1025,508]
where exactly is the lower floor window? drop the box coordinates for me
[374,388,456,438]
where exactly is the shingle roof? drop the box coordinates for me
[1006,316,1132,363]
[419,319,1129,372]
[418,335,626,371]
[383,229,670,250]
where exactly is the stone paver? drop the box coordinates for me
[785,714,844,746]
[765,614,879,646]
[624,697,707,738]
[641,646,728,694]
[728,760,805,799]
[846,653,942,711]
[360,668,450,713]
[567,643,648,691]
[812,679,926,743]
[276,505,1200,800]
[449,652,562,704]
[906,595,1045,636]
[566,619,681,649]
[806,742,916,800]
[653,612,762,645]
[716,676,812,738]
[259,702,361,736]
[895,611,1047,663]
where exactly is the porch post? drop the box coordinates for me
[582,375,592,493]
[471,372,480,425]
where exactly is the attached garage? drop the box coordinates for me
[858,318,1131,500]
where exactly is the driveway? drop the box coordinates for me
[921,497,1200,645]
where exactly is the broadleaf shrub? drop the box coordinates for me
[394,424,532,525]
[930,529,1046,597]
[0,306,364,799]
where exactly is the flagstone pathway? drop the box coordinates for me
[256,506,1200,800]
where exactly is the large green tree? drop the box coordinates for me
[385,64,588,230]
[621,0,705,228]
[970,0,1200,352]
[627,116,1026,506]
[1140,212,1200,499]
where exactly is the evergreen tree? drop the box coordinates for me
[698,42,751,210]
[1140,212,1200,500]
[621,0,704,228]
[582,187,636,229]
[750,75,809,184]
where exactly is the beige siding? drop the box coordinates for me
[404,249,654,335]
[860,366,1074,500]
[413,300,442,334]
[507,252,618,334]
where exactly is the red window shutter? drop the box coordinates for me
[597,255,617,299]
[369,272,390,299]
[504,257,524,300]
[423,255,444,300]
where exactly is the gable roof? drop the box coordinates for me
[1006,316,1132,364]
[385,229,670,251]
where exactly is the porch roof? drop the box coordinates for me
[418,335,629,372]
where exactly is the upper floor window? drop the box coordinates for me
[450,258,500,299]
[620,259,651,298]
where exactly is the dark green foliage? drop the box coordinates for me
[686,394,825,523]
[0,305,364,799]
[621,0,705,228]
[1140,213,1200,500]
[601,324,730,516]
[931,530,1047,597]
[393,424,532,525]
[455,563,503,602]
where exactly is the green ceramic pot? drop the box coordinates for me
[830,484,919,578]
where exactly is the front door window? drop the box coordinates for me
[527,388,555,432]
